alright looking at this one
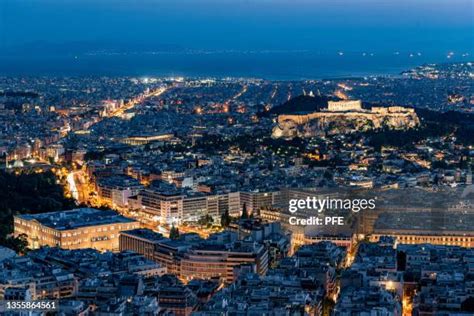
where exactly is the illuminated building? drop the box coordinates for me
[45,144,65,162]
[97,175,143,208]
[119,133,174,146]
[134,188,241,224]
[180,241,268,283]
[154,240,191,276]
[14,208,140,251]
[121,229,269,283]
[239,191,277,216]
[261,189,354,250]
[119,229,165,261]
[304,234,354,248]
[119,229,196,276]
[370,232,474,248]
[136,188,185,224]
[327,100,362,112]
[348,176,374,188]
[370,212,474,247]
[183,195,214,222]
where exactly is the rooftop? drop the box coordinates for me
[121,228,164,242]
[374,211,474,235]
[16,208,136,230]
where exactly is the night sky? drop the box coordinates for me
[1,0,472,53]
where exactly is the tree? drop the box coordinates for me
[221,209,231,228]
[0,234,29,254]
[0,170,75,253]
[241,203,249,220]
[169,225,180,240]
[198,214,214,227]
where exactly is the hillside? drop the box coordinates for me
[268,95,338,115]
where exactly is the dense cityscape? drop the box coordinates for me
[0,58,472,315]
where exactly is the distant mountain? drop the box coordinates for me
[269,95,339,115]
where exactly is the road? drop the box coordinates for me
[66,170,92,205]
[110,86,169,117]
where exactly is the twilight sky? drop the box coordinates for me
[0,0,473,54]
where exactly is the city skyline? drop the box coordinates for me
[0,1,473,315]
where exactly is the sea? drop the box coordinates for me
[0,50,471,80]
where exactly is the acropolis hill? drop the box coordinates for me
[272,99,420,138]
